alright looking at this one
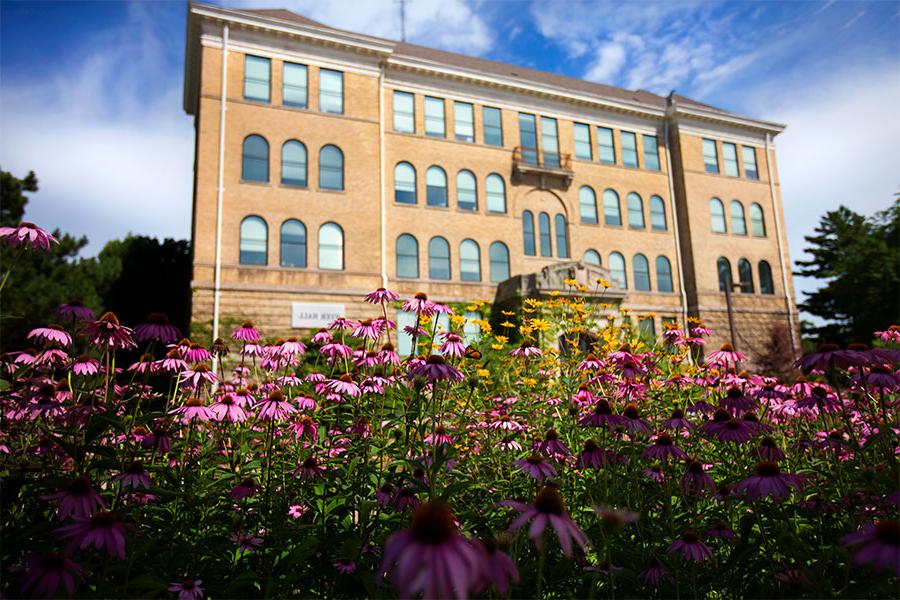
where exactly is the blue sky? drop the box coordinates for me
[1,0,898,320]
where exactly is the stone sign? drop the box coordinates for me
[291,302,345,328]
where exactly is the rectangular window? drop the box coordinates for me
[722,142,739,176]
[597,127,615,164]
[742,146,759,179]
[621,131,638,168]
[396,310,416,356]
[638,316,656,339]
[574,123,592,160]
[702,138,719,174]
[540,117,560,168]
[393,91,415,133]
[463,312,482,345]
[244,55,270,102]
[424,96,445,138]
[282,62,307,108]
[319,68,343,114]
[518,113,538,165]
[483,106,503,146]
[643,135,660,171]
[453,102,474,142]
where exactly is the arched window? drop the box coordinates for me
[426,166,448,207]
[457,170,477,211]
[750,203,766,237]
[396,234,419,278]
[555,214,569,258]
[242,135,269,182]
[583,249,601,266]
[489,242,510,283]
[579,186,597,224]
[649,195,667,231]
[319,145,344,190]
[656,255,673,292]
[710,198,727,233]
[633,253,651,290]
[738,258,754,293]
[731,200,747,235]
[717,257,733,292]
[538,212,552,257]
[459,239,481,281]
[486,174,506,213]
[429,236,451,279]
[603,189,621,226]
[318,222,343,270]
[522,211,536,256]
[627,193,645,228]
[759,260,774,294]
[394,162,416,204]
[280,219,306,267]
[239,216,267,265]
[281,140,307,186]
[609,252,627,289]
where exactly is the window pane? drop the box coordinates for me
[574,123,592,160]
[393,91,415,133]
[650,196,667,230]
[541,117,560,168]
[454,102,474,142]
[750,203,766,237]
[633,254,651,290]
[523,211,535,256]
[396,234,419,278]
[717,257,732,292]
[555,214,568,258]
[702,139,719,174]
[609,252,627,288]
[579,186,597,224]
[319,69,343,114]
[244,55,270,102]
[396,310,416,356]
[429,237,450,279]
[539,212,552,257]
[722,142,739,176]
[738,259,754,293]
[283,62,307,107]
[604,189,621,226]
[426,167,447,207]
[281,141,307,186]
[621,131,638,167]
[240,217,267,265]
[483,106,503,146]
[457,171,477,211]
[280,220,306,267]
[318,223,343,270]
[731,200,747,235]
[759,261,774,294]
[394,163,416,204]
[627,193,645,228]
[463,311,482,345]
[639,317,656,339]
[742,146,759,179]
[643,135,660,171]
[489,242,510,282]
[486,174,506,213]
[460,240,481,281]
[319,146,343,190]
[597,127,615,164]
[656,256,673,292]
[583,250,601,266]
[242,135,269,182]
[425,96,445,137]
[710,199,726,233]
[518,113,538,164]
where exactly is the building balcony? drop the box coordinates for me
[512,146,574,188]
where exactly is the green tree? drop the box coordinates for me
[795,201,900,345]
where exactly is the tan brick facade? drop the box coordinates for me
[184,4,799,362]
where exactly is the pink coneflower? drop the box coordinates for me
[56,511,129,559]
[183,343,211,363]
[351,319,382,340]
[489,414,526,432]
[379,500,479,599]
[621,404,652,435]
[70,355,100,376]
[321,341,353,361]
[278,338,306,358]
[311,328,332,344]
[376,483,396,507]
[255,391,296,421]
[409,355,464,382]
[293,456,326,480]
[114,461,151,490]
[706,343,746,367]
[510,342,542,358]
[538,428,570,458]
[733,461,805,501]
[795,385,842,413]
[157,348,189,374]
[295,395,317,410]
[180,364,218,389]
[27,324,72,347]
[229,532,263,554]
[230,477,262,500]
[80,312,136,350]
[328,316,355,330]
[356,350,380,368]
[874,325,900,343]
[680,460,716,497]
[133,313,181,343]
[395,488,420,512]
[644,465,666,483]
[471,538,519,596]
[579,399,625,429]
[168,579,204,600]
[578,353,606,371]
[327,374,362,397]
[170,397,212,423]
[753,436,786,461]
[663,408,693,431]
[42,475,105,520]
[231,321,260,342]
[127,353,155,375]
[424,425,453,447]
[504,486,588,556]
[208,394,247,423]
[703,409,754,443]
[365,287,400,304]
[232,388,256,407]
[379,342,400,365]
[513,455,557,482]
[0,221,58,250]
[56,300,95,322]
[333,559,357,574]
[291,415,319,441]
[667,530,713,562]
[288,504,309,519]
[639,557,673,586]
[642,433,688,462]
[19,552,83,598]
[498,437,523,452]
[841,520,899,575]
[576,439,626,469]
[439,332,466,358]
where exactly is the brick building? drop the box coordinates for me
[183,3,799,359]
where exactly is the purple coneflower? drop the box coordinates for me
[439,332,466,358]
[0,221,58,250]
[538,428,570,458]
[133,313,181,343]
[795,343,860,373]
[291,415,319,441]
[471,538,519,596]
[288,504,309,519]
[27,324,72,348]
[639,557,673,586]
[680,460,716,497]
[70,355,100,376]
[513,455,557,482]
[365,287,400,304]
[621,404,652,435]
[578,353,606,371]
[333,559,357,574]
[293,456,326,480]
[170,397,212,423]
[351,319,382,340]
[667,530,713,562]
[642,433,687,462]
[402,292,436,316]
[733,461,805,501]
[663,407,693,431]
[56,511,129,559]
[705,343,746,367]
[409,355,464,382]
[183,343,211,363]
[706,522,736,541]
[424,425,453,447]
[114,461,151,490]
[180,364,218,389]
[255,390,296,421]
[576,439,626,469]
[80,312,136,350]
[327,374,362,397]
[229,533,263,554]
[721,387,757,412]
[510,341,542,358]
[594,506,639,532]
[42,475,105,520]
[841,520,899,575]
[231,321,260,342]
[579,399,624,429]
[379,500,479,599]
[56,300,95,322]
[230,477,261,500]
[505,486,588,556]
[753,436,786,461]
[19,552,83,598]
[208,394,247,423]
[168,579,204,600]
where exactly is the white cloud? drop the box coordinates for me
[584,41,627,82]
